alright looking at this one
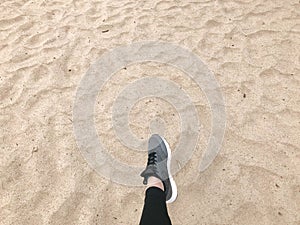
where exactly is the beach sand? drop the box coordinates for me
[0,0,300,224]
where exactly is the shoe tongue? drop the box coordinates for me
[141,167,155,185]
[143,177,148,185]
[141,166,162,185]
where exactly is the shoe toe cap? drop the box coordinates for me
[148,134,164,150]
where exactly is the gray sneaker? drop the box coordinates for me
[140,134,177,203]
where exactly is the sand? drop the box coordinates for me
[0,0,300,224]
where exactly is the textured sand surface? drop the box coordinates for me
[1,0,300,224]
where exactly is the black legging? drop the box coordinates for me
[139,187,172,225]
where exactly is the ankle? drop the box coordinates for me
[147,176,164,191]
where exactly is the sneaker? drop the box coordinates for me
[140,134,177,203]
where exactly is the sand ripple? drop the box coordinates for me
[0,0,299,224]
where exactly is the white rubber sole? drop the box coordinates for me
[161,136,178,204]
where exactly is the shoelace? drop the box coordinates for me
[142,152,158,185]
[147,152,157,166]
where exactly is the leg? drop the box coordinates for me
[139,176,171,225]
[139,134,178,225]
